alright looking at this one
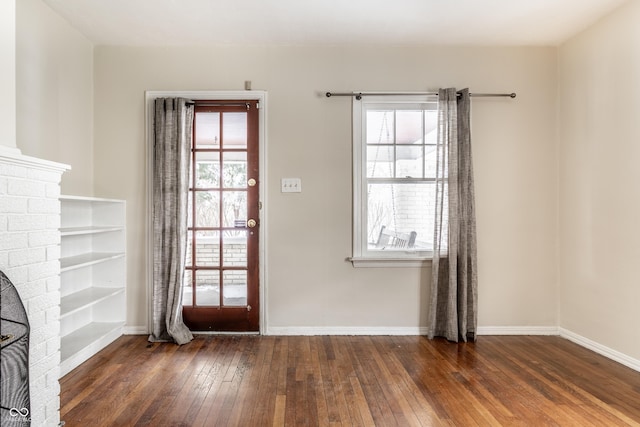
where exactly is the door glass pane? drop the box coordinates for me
[222,112,247,148]
[223,271,247,306]
[195,230,220,267]
[195,191,220,227]
[182,269,193,306]
[195,270,220,307]
[195,152,220,188]
[366,111,394,144]
[223,231,247,267]
[195,112,220,147]
[396,110,422,144]
[222,151,247,188]
[222,191,247,228]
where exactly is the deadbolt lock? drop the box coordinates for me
[248,178,256,187]
[247,219,257,228]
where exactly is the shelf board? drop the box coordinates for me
[60,252,125,272]
[60,226,124,236]
[61,287,125,317]
[60,322,124,377]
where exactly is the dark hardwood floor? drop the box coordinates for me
[60,335,640,426]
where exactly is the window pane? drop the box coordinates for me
[195,113,220,147]
[195,191,220,227]
[222,191,247,228]
[222,112,247,148]
[396,111,422,144]
[367,145,393,178]
[367,182,439,251]
[424,110,438,144]
[424,145,439,178]
[195,152,220,188]
[222,152,247,188]
[195,270,220,306]
[223,271,247,306]
[395,146,423,178]
[366,111,394,144]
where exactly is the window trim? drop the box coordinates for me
[351,94,437,268]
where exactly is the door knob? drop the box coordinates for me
[247,219,257,228]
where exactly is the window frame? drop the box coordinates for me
[351,94,438,268]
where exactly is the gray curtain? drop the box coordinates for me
[428,88,478,343]
[149,98,194,345]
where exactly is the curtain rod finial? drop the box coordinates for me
[325,92,332,98]
[510,93,517,98]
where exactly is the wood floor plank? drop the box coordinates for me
[60,335,640,426]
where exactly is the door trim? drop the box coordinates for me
[145,90,268,335]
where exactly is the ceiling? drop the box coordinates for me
[42,0,629,47]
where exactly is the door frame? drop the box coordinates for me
[145,90,268,335]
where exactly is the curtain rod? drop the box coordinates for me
[325,91,516,100]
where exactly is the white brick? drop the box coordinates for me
[45,182,61,198]
[8,214,47,231]
[8,179,45,197]
[31,323,60,352]
[28,260,59,281]
[45,214,60,230]
[28,198,60,214]
[46,275,60,293]
[0,231,28,250]
[5,266,28,285]
[12,278,46,300]
[0,163,27,178]
[27,309,46,330]
[0,252,7,268]
[9,247,46,267]
[31,342,48,365]
[0,176,8,194]
[28,230,60,247]
[27,168,62,184]
[0,196,27,213]
[27,291,59,315]
[0,215,7,231]
[45,305,60,324]
[46,336,60,356]
[46,245,61,261]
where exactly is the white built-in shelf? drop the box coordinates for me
[60,226,124,236]
[60,287,125,317]
[60,252,125,272]
[59,195,126,378]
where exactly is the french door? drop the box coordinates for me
[182,100,260,331]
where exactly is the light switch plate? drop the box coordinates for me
[281,178,302,193]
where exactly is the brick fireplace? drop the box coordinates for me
[0,146,68,426]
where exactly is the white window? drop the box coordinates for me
[352,95,442,267]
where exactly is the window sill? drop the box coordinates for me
[348,256,433,268]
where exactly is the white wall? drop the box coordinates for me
[0,0,16,149]
[558,0,640,361]
[16,0,94,195]
[93,45,558,332]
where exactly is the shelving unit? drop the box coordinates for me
[59,195,126,377]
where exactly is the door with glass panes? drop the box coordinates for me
[182,100,259,331]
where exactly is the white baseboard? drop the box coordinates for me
[559,328,640,372]
[265,326,429,336]
[477,326,559,336]
[123,326,148,335]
